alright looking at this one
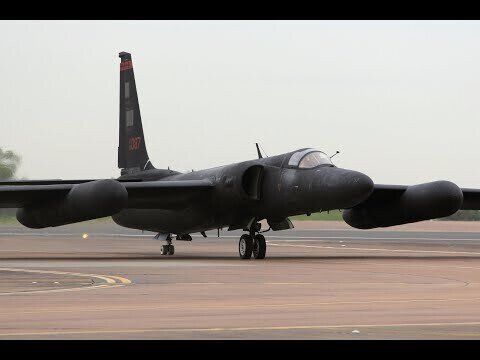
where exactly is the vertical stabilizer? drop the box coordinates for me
[118,51,154,174]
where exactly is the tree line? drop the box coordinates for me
[0,147,21,217]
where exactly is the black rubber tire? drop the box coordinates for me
[167,245,175,255]
[160,245,168,255]
[253,234,267,259]
[239,234,253,259]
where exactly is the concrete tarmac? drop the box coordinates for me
[2,221,480,339]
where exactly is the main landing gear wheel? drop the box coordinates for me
[161,244,174,256]
[239,234,253,259]
[253,234,266,259]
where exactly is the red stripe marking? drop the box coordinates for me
[120,60,133,72]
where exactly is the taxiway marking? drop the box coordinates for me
[268,242,480,256]
[2,294,480,316]
[0,267,131,295]
[4,321,480,337]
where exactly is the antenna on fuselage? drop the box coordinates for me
[255,143,269,159]
[330,151,340,159]
[255,143,263,159]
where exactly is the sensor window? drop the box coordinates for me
[125,82,130,99]
[126,110,134,127]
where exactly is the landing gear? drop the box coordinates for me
[238,222,268,260]
[253,234,266,259]
[160,244,174,255]
[239,234,253,259]
[155,233,175,256]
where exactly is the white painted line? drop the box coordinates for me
[3,321,480,337]
[264,282,314,285]
[176,282,225,285]
[269,243,480,256]
[262,236,480,242]
[0,294,478,316]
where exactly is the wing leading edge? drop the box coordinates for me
[0,179,214,209]
[371,184,480,210]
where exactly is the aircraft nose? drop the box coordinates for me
[313,167,374,209]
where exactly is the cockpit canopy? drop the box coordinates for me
[287,149,333,169]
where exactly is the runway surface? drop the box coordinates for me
[2,221,480,339]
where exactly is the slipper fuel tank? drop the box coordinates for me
[342,180,463,229]
[16,179,128,228]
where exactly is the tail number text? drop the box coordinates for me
[128,136,142,151]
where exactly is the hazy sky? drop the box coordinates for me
[1,20,479,187]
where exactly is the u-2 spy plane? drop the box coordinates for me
[1,52,480,259]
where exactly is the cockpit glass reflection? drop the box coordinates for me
[288,149,333,168]
[298,152,332,168]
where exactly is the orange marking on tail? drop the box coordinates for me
[120,60,133,71]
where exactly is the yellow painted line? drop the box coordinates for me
[269,243,480,256]
[0,267,116,284]
[0,267,131,295]
[4,321,480,337]
[0,284,124,296]
[108,276,132,285]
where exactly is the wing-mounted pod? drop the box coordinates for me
[16,180,128,228]
[343,180,463,229]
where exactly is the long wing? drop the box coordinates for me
[458,188,480,210]
[0,179,214,209]
[371,184,480,210]
[342,182,480,229]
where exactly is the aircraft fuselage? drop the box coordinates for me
[112,148,374,235]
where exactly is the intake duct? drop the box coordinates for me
[241,165,264,200]
[342,181,463,229]
[16,179,128,228]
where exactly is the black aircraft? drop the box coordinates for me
[1,52,480,259]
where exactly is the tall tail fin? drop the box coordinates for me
[118,51,155,175]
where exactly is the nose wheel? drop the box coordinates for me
[238,232,267,260]
[155,233,175,256]
[160,244,175,255]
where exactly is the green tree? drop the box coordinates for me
[0,147,21,180]
[441,210,480,221]
[0,147,21,219]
